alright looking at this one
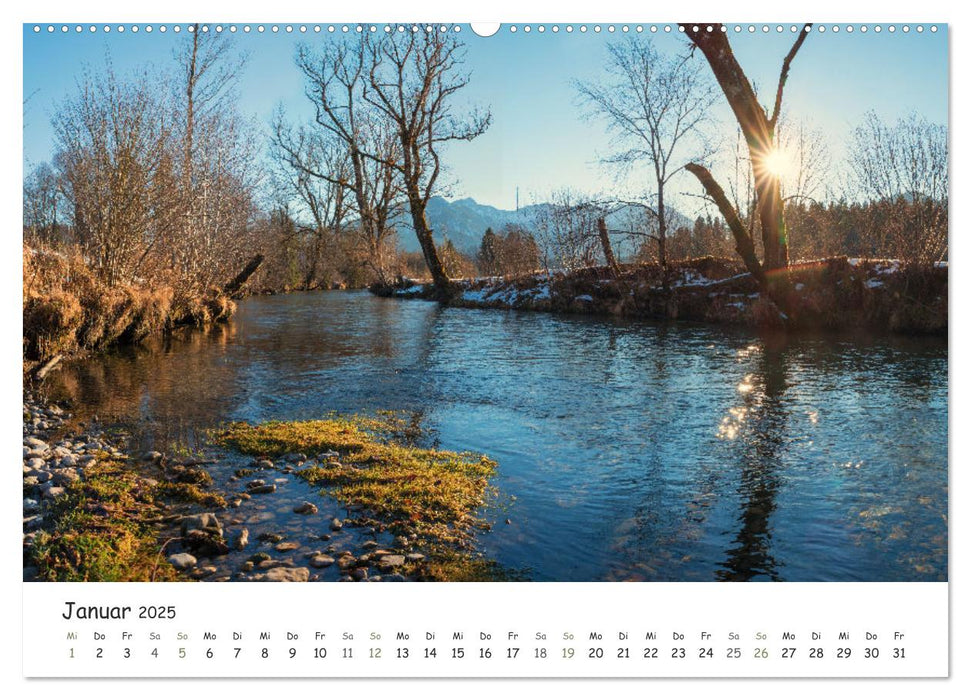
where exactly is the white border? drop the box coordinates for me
[3,0,963,697]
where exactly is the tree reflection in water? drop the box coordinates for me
[716,335,790,581]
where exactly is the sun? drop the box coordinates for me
[761,147,795,179]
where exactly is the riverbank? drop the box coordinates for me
[24,396,506,582]
[23,245,235,376]
[377,257,947,335]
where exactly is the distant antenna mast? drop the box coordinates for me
[515,186,519,212]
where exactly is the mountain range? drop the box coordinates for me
[395,196,692,260]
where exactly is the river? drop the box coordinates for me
[43,290,948,582]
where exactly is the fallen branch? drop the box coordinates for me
[223,253,265,298]
[34,354,63,381]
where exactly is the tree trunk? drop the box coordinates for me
[408,197,452,297]
[657,187,668,269]
[597,217,620,276]
[683,25,790,273]
[684,164,767,289]
[223,253,265,297]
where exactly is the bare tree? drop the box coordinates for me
[271,114,355,287]
[54,65,169,285]
[682,23,812,299]
[286,38,405,285]
[531,190,606,273]
[848,111,947,263]
[362,28,491,296]
[576,38,718,271]
[171,24,257,289]
[23,162,63,246]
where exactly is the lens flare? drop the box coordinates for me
[761,147,795,179]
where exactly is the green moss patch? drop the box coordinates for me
[214,415,498,546]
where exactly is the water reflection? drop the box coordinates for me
[40,291,948,582]
[716,339,789,581]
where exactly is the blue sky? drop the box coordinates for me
[23,24,948,212]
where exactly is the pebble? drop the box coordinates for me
[294,502,318,515]
[405,553,426,562]
[167,553,198,571]
[309,555,335,568]
[275,542,300,552]
[26,458,46,471]
[40,484,66,499]
[142,451,163,462]
[180,513,223,538]
[249,484,277,495]
[190,566,218,580]
[257,559,292,570]
[183,530,230,556]
[351,567,369,581]
[53,469,81,486]
[26,469,52,483]
[378,554,406,571]
[330,518,343,531]
[233,528,250,550]
[259,567,309,582]
[24,515,45,531]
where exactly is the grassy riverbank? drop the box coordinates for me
[23,245,235,375]
[378,256,947,335]
[25,404,507,582]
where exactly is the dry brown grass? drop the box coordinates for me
[23,244,236,368]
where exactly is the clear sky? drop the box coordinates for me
[23,23,948,212]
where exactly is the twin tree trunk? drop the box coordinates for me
[683,24,810,302]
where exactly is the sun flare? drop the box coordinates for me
[761,147,795,179]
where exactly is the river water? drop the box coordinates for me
[44,290,948,582]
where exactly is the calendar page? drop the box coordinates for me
[16,2,955,691]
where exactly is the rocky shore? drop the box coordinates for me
[24,398,496,582]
